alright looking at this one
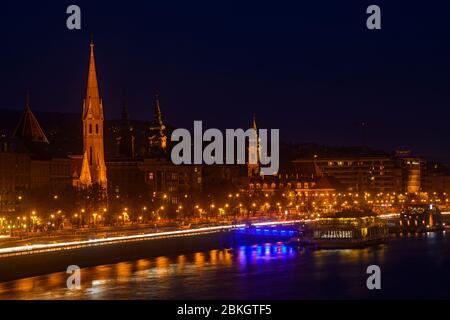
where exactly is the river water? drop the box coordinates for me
[0,232,449,299]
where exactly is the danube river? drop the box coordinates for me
[0,232,449,299]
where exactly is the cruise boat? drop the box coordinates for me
[294,210,389,249]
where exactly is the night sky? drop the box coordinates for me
[1,1,450,161]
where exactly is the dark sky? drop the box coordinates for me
[1,1,450,161]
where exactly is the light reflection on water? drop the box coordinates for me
[0,232,449,299]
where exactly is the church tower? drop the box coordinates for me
[116,102,135,158]
[81,41,107,190]
[148,94,167,154]
[248,114,260,177]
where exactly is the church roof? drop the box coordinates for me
[13,100,49,144]
[281,161,323,177]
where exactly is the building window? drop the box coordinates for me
[148,172,154,180]
[89,124,92,134]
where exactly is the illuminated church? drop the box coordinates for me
[76,41,108,190]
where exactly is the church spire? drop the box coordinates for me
[252,113,257,130]
[116,99,135,158]
[84,40,102,119]
[153,94,164,128]
[86,41,99,100]
[148,94,167,154]
[25,90,31,111]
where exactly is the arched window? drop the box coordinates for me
[89,124,92,134]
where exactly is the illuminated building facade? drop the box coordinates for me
[394,149,425,194]
[0,101,72,216]
[0,137,30,214]
[292,156,403,193]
